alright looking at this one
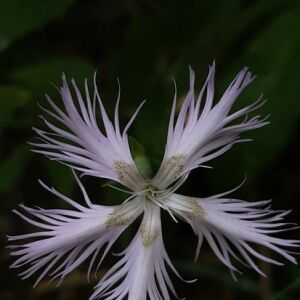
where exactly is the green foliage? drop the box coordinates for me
[9,57,94,92]
[45,161,75,195]
[176,260,260,296]
[129,136,152,177]
[0,57,94,193]
[0,0,74,52]
[0,85,31,130]
[270,276,300,299]
[209,4,300,188]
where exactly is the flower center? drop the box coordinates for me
[142,182,168,206]
[145,183,158,197]
[139,180,186,223]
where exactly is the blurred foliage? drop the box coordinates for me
[0,0,299,299]
[270,276,300,300]
[0,144,31,193]
[0,85,31,130]
[0,0,74,52]
[212,6,300,187]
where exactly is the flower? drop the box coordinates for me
[8,64,299,300]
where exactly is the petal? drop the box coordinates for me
[91,202,185,300]
[153,64,268,189]
[8,174,143,287]
[33,74,146,191]
[166,192,299,279]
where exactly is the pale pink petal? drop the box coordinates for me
[166,192,299,279]
[33,74,146,191]
[8,174,143,287]
[153,64,268,189]
[90,202,186,300]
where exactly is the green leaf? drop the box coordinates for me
[0,0,74,52]
[129,136,146,158]
[0,145,31,193]
[129,136,152,177]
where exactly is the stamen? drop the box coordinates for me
[159,173,189,199]
[122,194,138,204]
[107,184,133,195]
[146,194,178,223]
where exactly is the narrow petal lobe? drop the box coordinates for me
[91,202,183,300]
[153,65,268,189]
[166,192,299,278]
[33,75,146,190]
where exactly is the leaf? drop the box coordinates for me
[129,136,152,177]
[0,0,74,52]
[0,145,31,193]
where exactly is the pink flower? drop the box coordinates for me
[8,64,299,299]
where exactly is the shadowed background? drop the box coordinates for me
[0,0,299,299]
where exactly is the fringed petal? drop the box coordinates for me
[33,74,146,191]
[153,64,268,189]
[91,202,187,300]
[8,174,143,287]
[166,192,299,279]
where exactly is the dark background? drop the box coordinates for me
[0,0,299,299]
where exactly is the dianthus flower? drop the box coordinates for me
[8,63,299,299]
